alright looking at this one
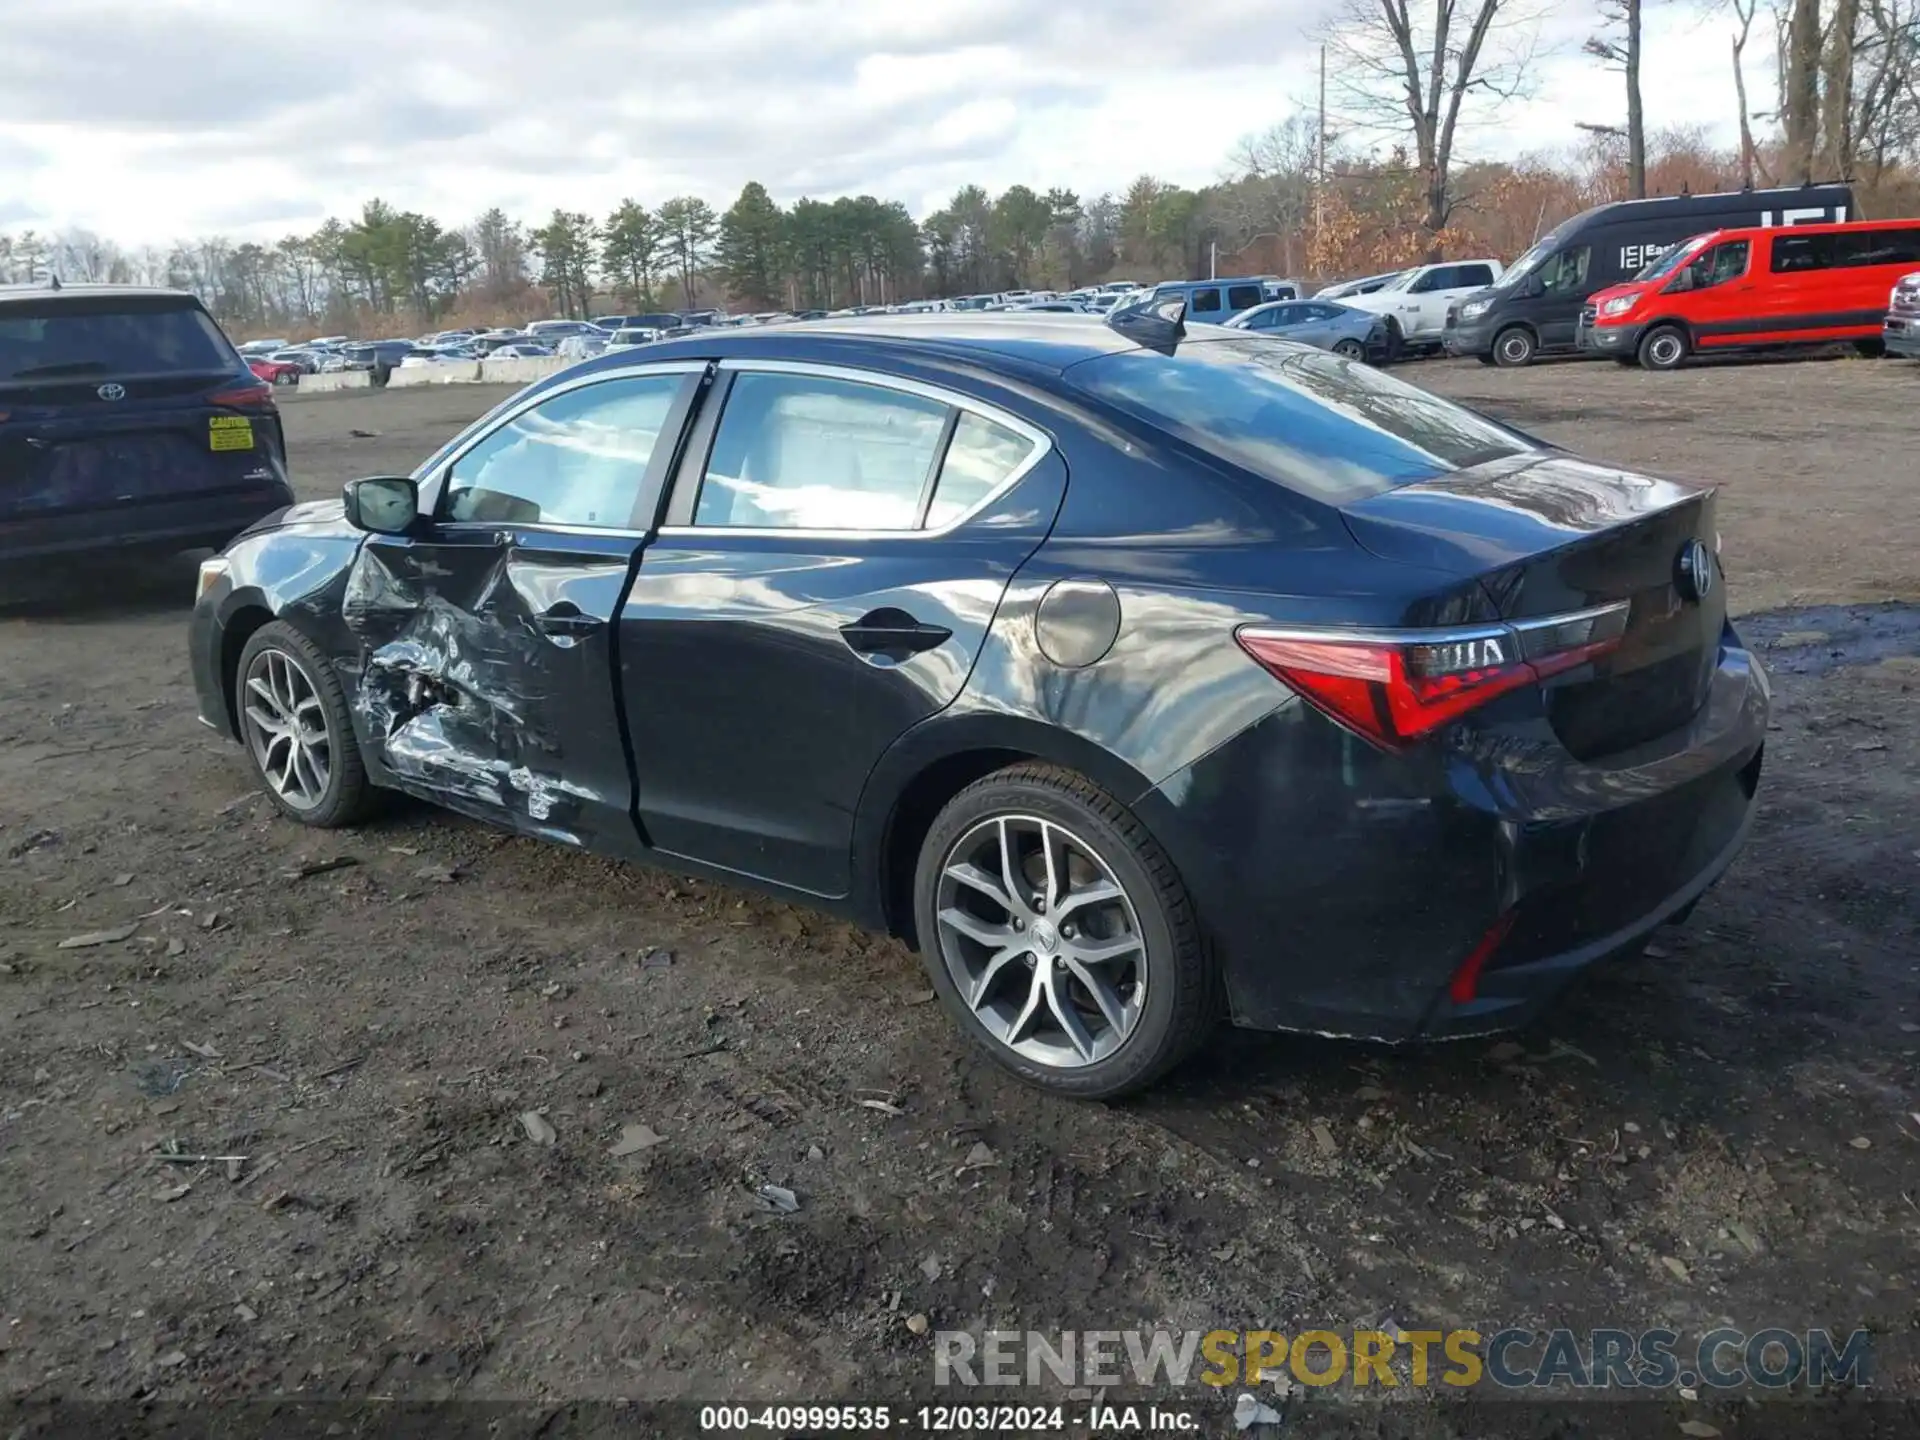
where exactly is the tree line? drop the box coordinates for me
[2,0,1913,336]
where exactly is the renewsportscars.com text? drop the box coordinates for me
[933,1327,1872,1391]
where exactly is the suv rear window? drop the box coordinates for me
[0,296,235,383]
[1066,335,1535,502]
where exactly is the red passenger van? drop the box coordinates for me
[1576,216,1920,369]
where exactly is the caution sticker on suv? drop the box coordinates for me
[209,415,254,452]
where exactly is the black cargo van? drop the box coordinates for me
[1443,182,1856,366]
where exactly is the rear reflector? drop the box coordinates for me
[1448,912,1516,1004]
[1237,603,1629,750]
[207,382,275,408]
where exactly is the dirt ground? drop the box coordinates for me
[2,353,1917,1432]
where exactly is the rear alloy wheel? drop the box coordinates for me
[236,620,375,828]
[1493,326,1537,368]
[1332,338,1366,360]
[272,370,296,386]
[914,763,1215,1098]
[1638,325,1690,371]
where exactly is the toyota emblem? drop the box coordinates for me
[96,383,127,402]
[1676,539,1715,603]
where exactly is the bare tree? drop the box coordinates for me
[1728,0,1774,186]
[1782,0,1824,180]
[1821,0,1864,176]
[1583,0,1648,197]
[1322,0,1539,255]
[1847,0,1920,183]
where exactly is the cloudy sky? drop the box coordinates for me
[1,0,1753,244]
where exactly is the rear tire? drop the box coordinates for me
[1638,324,1690,371]
[1492,326,1537,368]
[235,621,376,829]
[913,763,1217,1099]
[1332,339,1366,360]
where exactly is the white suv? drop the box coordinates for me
[1341,259,1504,354]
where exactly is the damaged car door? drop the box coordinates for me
[343,365,703,847]
[620,362,1063,896]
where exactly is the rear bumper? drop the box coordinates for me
[1136,626,1770,1043]
[0,485,294,565]
[1885,314,1920,358]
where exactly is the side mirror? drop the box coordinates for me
[1525,275,1547,298]
[343,476,420,535]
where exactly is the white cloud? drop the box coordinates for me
[0,0,1752,245]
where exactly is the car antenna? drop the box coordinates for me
[44,273,62,291]
[1106,295,1187,355]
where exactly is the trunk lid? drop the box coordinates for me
[1340,453,1724,759]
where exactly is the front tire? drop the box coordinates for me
[235,620,375,828]
[913,763,1216,1099]
[1638,324,1690,371]
[1493,326,1537,368]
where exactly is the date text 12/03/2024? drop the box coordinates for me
[697,1404,1199,1431]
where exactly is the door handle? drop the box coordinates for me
[839,608,952,659]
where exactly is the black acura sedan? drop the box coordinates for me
[189,310,1767,1098]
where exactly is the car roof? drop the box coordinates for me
[574,312,1151,379]
[0,282,202,306]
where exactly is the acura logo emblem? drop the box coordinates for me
[1676,540,1715,603]
[96,383,126,401]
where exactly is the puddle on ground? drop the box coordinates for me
[1736,602,1920,676]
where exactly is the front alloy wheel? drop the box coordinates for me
[913,763,1217,1098]
[235,620,375,828]
[935,815,1146,1068]
[243,647,332,811]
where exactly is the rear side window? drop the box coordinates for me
[925,413,1037,528]
[1226,284,1264,310]
[1771,233,1834,272]
[1455,264,1495,287]
[1832,227,1920,267]
[1067,336,1535,503]
[1188,288,1223,314]
[695,372,949,530]
[0,297,235,382]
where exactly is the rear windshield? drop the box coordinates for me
[1066,335,1537,502]
[0,297,235,382]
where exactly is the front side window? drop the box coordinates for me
[1408,270,1441,293]
[1673,240,1751,291]
[1537,247,1591,294]
[443,373,682,528]
[694,372,950,530]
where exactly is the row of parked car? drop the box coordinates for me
[234,183,1920,386]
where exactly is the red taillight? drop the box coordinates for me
[1448,912,1516,1004]
[1236,604,1629,751]
[207,382,275,408]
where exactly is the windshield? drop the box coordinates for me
[1067,334,1536,503]
[0,297,235,382]
[1637,236,1709,281]
[1492,238,1556,289]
